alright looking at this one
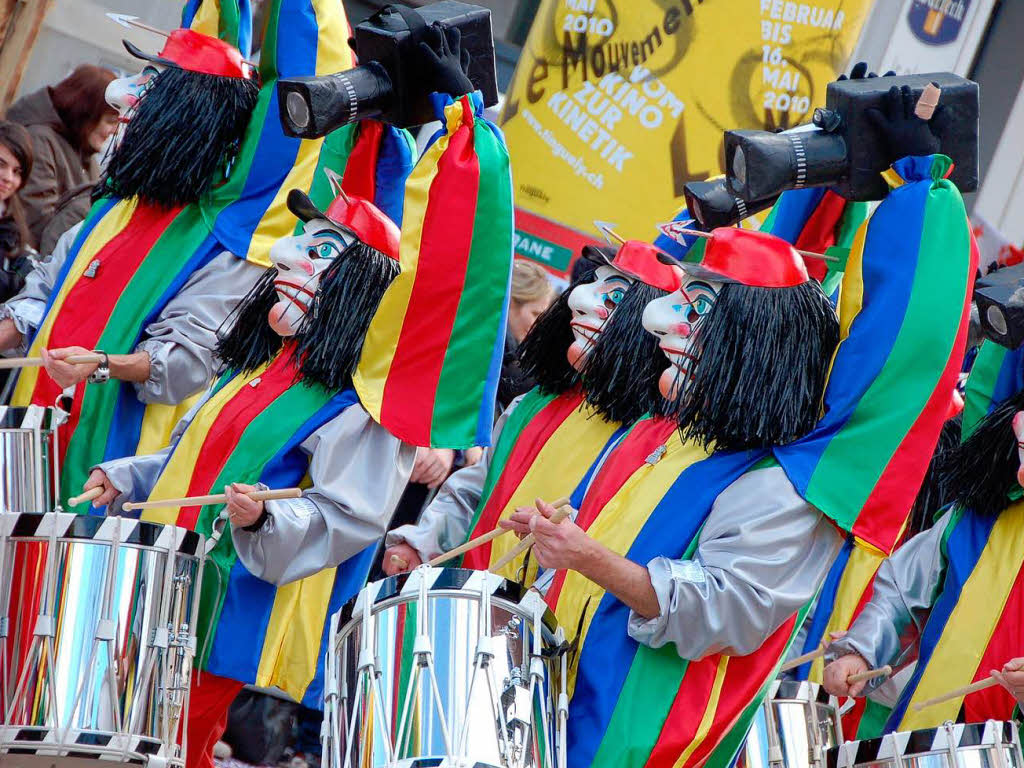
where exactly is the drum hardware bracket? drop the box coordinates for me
[95,618,116,641]
[153,626,170,649]
[33,614,55,637]
[0,616,7,637]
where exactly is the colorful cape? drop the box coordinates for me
[544,418,805,768]
[774,155,977,556]
[885,503,1024,731]
[182,0,252,56]
[354,92,514,449]
[141,350,366,706]
[459,388,627,575]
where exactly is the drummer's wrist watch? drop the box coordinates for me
[88,351,110,384]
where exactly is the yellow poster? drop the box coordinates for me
[501,0,874,274]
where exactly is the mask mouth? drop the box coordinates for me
[569,319,603,344]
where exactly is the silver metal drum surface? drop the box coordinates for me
[742,680,842,768]
[0,407,58,514]
[0,513,204,766]
[829,721,1024,768]
[323,567,567,768]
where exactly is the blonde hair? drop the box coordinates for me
[510,259,554,304]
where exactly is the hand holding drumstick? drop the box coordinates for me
[824,653,893,697]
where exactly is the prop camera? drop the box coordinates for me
[724,72,978,204]
[975,264,1024,350]
[682,179,779,231]
[278,1,498,137]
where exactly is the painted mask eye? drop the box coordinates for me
[686,296,713,323]
[603,287,626,311]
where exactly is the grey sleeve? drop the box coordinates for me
[0,223,81,353]
[828,510,952,670]
[628,465,845,659]
[133,252,263,404]
[231,406,416,585]
[385,397,520,560]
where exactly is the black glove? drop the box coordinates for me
[866,83,948,162]
[418,22,474,100]
[837,61,896,81]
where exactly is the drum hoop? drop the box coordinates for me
[771,679,833,705]
[0,725,166,760]
[2,512,203,557]
[828,721,1019,767]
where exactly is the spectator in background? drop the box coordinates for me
[499,258,555,407]
[7,65,117,251]
[0,121,33,394]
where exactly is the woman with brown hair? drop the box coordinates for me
[7,64,118,250]
[0,120,33,392]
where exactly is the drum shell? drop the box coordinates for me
[743,679,842,768]
[829,720,1024,768]
[0,513,203,765]
[326,568,564,768]
[0,407,57,514]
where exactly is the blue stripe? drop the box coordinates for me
[764,187,826,244]
[793,536,854,680]
[884,510,998,731]
[567,448,760,768]
[374,126,416,227]
[206,389,361,693]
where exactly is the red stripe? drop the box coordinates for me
[794,190,846,282]
[545,418,676,608]
[644,615,798,768]
[29,203,181,465]
[341,120,382,202]
[462,391,585,570]
[377,111,480,445]
[961,561,1024,723]
[392,603,406,738]
[855,234,977,553]
[175,351,300,529]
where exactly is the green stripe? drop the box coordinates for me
[305,123,358,220]
[803,180,971,530]
[962,340,1009,441]
[190,370,336,666]
[395,605,419,756]
[854,699,894,740]
[217,1,241,47]
[60,205,213,502]
[431,117,515,447]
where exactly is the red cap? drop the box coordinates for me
[686,228,809,288]
[124,29,252,80]
[288,189,400,261]
[588,240,682,293]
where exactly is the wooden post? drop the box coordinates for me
[0,0,56,111]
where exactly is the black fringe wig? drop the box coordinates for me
[942,390,1024,518]
[100,66,259,207]
[666,280,840,452]
[517,259,598,396]
[908,414,962,534]
[580,280,669,424]
[216,241,400,390]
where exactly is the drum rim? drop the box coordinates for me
[0,405,59,430]
[827,721,1019,767]
[772,678,833,705]
[338,567,561,636]
[2,512,203,556]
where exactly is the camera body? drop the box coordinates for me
[975,264,1024,350]
[279,1,498,138]
[682,179,778,230]
[725,72,979,202]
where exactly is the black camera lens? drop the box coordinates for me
[732,147,747,188]
[286,91,311,132]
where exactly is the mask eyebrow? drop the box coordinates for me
[309,230,347,247]
[603,275,632,287]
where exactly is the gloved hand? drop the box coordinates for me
[419,22,474,100]
[837,61,895,81]
[866,83,948,162]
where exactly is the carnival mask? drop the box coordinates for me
[1014,411,1024,488]
[642,275,722,399]
[268,218,355,337]
[105,65,163,124]
[566,265,634,370]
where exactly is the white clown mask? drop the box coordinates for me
[105,65,163,125]
[268,218,355,337]
[642,274,722,399]
[566,265,634,370]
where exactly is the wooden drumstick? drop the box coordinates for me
[68,486,104,506]
[847,664,893,685]
[0,353,105,369]
[489,502,574,573]
[780,644,827,672]
[664,227,837,262]
[915,82,941,121]
[426,496,571,568]
[123,487,302,511]
[912,676,997,711]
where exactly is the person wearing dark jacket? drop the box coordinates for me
[7,65,117,250]
[0,121,33,394]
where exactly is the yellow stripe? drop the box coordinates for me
[671,655,730,768]
[245,0,354,267]
[881,167,906,190]
[136,394,204,456]
[352,118,450,421]
[554,433,712,695]
[188,0,221,37]
[256,565,338,700]
[901,501,1024,729]
[142,366,267,524]
[12,200,138,406]
[808,546,885,681]
[485,405,621,581]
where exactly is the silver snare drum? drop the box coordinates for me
[0,512,204,767]
[323,567,568,768]
[829,721,1024,768]
[743,680,843,768]
[0,406,63,514]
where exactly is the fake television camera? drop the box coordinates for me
[724,72,979,202]
[975,264,1024,350]
[278,1,498,138]
[682,179,779,231]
